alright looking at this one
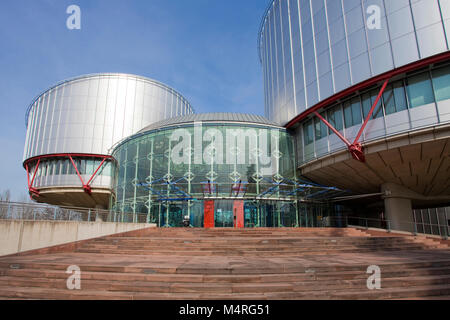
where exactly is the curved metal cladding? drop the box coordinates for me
[258,0,450,126]
[23,73,193,206]
[259,0,450,168]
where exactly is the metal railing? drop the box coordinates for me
[0,201,150,224]
[1,201,448,238]
[333,216,449,240]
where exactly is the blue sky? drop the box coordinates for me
[0,0,269,201]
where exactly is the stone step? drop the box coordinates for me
[0,227,448,300]
[3,266,450,284]
[84,238,425,246]
[111,229,367,238]
[106,233,369,239]
[78,243,438,251]
[2,274,450,294]
[74,246,434,256]
[91,235,415,242]
[2,259,450,275]
[1,282,450,300]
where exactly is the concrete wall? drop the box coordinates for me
[0,220,155,256]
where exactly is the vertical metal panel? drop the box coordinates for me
[259,0,449,126]
[24,74,193,190]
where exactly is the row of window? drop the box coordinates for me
[29,158,113,178]
[303,64,450,145]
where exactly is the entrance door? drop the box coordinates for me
[233,200,244,228]
[204,200,215,228]
[214,200,235,228]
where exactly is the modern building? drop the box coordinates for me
[22,1,450,231]
[110,113,341,227]
[258,0,450,230]
[23,74,194,209]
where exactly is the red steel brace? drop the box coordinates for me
[25,154,113,197]
[25,160,41,198]
[314,78,390,162]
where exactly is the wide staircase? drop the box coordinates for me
[0,227,449,300]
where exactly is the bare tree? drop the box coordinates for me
[0,189,11,202]
[0,189,11,219]
[18,194,36,220]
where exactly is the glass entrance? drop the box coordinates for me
[214,200,234,228]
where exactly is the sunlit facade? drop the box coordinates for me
[297,64,450,164]
[23,74,194,208]
[21,1,450,231]
[111,114,341,227]
[258,0,450,231]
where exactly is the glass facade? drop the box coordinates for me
[297,63,450,165]
[27,156,114,190]
[111,119,341,227]
[28,158,113,178]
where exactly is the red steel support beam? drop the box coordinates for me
[25,162,40,198]
[30,158,40,188]
[86,157,108,187]
[24,154,114,197]
[313,112,351,147]
[313,78,390,162]
[354,78,389,144]
[68,155,91,195]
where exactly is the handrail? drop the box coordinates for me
[326,215,449,240]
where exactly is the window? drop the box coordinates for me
[75,159,82,174]
[362,89,384,119]
[344,98,362,128]
[86,159,95,176]
[383,85,396,115]
[104,162,112,177]
[314,113,328,140]
[406,72,435,108]
[62,159,69,175]
[328,105,343,132]
[344,101,352,128]
[55,160,61,175]
[94,160,102,176]
[393,81,408,112]
[42,162,47,177]
[48,161,55,176]
[303,120,314,145]
[96,160,112,177]
[68,159,76,175]
[432,65,450,102]
[382,81,408,116]
[80,159,86,175]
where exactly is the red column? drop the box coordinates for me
[204,200,215,229]
[233,200,244,229]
